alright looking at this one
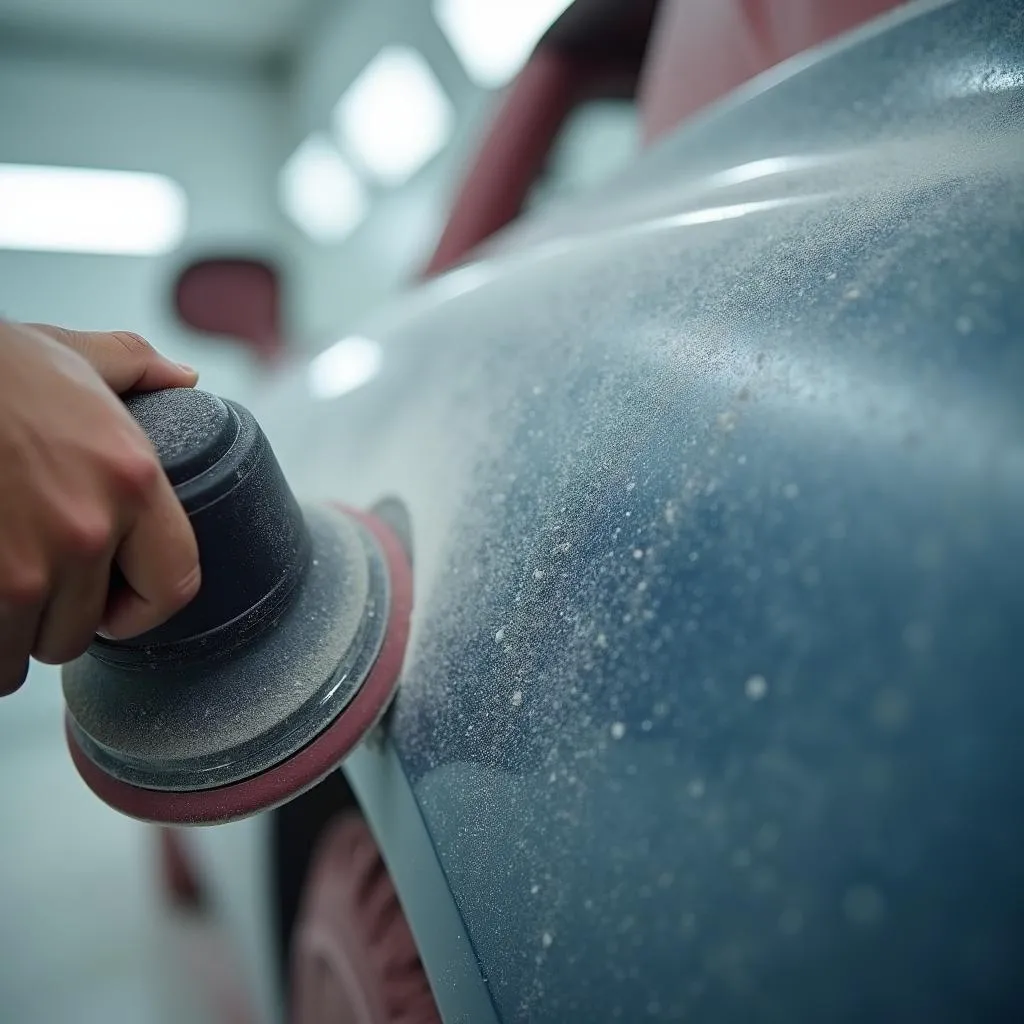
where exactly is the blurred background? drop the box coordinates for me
[0,1,636,1021]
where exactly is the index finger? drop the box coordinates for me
[25,325,198,394]
[100,474,201,639]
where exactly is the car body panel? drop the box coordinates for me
[197,0,1024,1020]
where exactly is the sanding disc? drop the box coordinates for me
[61,388,412,825]
[64,508,411,825]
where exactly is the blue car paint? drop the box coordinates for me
[267,0,1024,1019]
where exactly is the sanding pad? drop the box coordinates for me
[61,389,412,825]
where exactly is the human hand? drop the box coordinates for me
[0,322,202,695]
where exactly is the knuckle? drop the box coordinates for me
[110,445,162,495]
[0,566,47,607]
[58,511,114,558]
[111,331,153,359]
[169,562,202,609]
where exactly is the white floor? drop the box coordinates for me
[0,661,214,1024]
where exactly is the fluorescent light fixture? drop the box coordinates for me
[0,164,186,255]
[333,46,454,185]
[308,335,383,399]
[434,0,573,87]
[279,134,368,243]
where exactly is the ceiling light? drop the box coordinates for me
[280,134,368,243]
[333,46,454,186]
[0,164,186,255]
[434,0,573,88]
[308,335,383,399]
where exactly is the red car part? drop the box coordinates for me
[424,0,904,276]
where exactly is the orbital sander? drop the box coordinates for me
[61,387,411,825]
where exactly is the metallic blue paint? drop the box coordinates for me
[264,1,1024,1019]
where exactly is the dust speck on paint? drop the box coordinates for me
[745,674,768,700]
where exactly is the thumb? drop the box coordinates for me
[26,325,198,394]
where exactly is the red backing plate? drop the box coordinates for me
[65,508,412,825]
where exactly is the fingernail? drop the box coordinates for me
[177,362,197,375]
[96,629,115,640]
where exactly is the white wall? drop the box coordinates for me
[0,52,290,1024]
[0,53,289,399]
[282,0,494,348]
[280,1,640,352]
